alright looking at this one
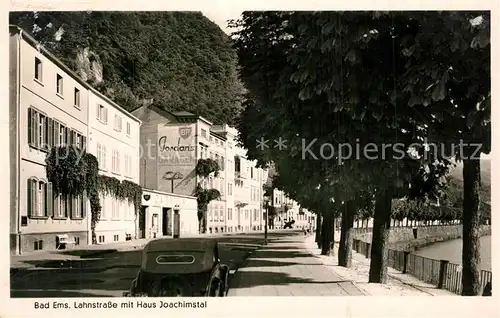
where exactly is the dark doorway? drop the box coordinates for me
[162,207,172,236]
[139,206,147,239]
[173,210,180,239]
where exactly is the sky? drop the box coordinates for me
[203,10,242,34]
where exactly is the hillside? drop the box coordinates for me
[10,11,245,125]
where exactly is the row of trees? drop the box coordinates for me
[231,11,490,295]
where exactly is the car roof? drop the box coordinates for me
[143,237,219,253]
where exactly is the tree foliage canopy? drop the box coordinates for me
[10,11,245,125]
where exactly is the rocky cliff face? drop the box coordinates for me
[75,47,103,85]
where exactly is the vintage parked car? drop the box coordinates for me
[123,237,230,297]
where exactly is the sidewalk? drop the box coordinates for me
[227,234,365,296]
[10,229,286,269]
[303,236,456,296]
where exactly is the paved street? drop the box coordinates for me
[228,234,365,296]
[10,232,268,297]
[10,230,364,297]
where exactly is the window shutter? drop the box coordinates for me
[27,179,32,217]
[53,195,59,218]
[28,108,33,146]
[67,129,73,146]
[65,195,70,218]
[46,182,52,217]
[104,108,108,124]
[72,195,77,219]
[47,118,53,149]
[33,112,39,148]
[96,104,100,120]
[32,180,38,217]
[82,192,87,219]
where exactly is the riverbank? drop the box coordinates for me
[352,224,491,252]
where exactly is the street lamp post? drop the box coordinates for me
[263,196,269,245]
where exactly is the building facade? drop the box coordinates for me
[10,26,90,254]
[9,26,142,254]
[87,86,141,244]
[269,188,315,230]
[131,106,203,236]
[132,106,268,235]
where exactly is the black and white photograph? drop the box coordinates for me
[3,4,497,317]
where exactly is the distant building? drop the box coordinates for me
[131,106,206,237]
[132,106,267,235]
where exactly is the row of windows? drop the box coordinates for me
[27,178,85,219]
[208,225,262,234]
[99,194,134,220]
[199,147,225,171]
[34,58,82,109]
[97,104,131,136]
[200,129,225,147]
[208,208,261,222]
[28,107,86,151]
[33,57,132,137]
[96,144,133,177]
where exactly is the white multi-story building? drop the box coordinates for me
[9,25,142,254]
[87,84,141,244]
[10,26,90,254]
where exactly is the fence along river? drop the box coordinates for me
[352,235,492,295]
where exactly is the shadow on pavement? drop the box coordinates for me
[229,270,354,289]
[11,290,114,298]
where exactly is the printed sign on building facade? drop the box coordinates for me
[157,124,197,195]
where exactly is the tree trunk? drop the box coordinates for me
[369,191,393,283]
[315,215,322,248]
[321,213,334,255]
[338,201,355,267]
[462,156,482,296]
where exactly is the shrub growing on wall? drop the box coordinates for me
[46,146,142,244]
[195,158,221,233]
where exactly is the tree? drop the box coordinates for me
[10,11,245,125]
[195,158,221,233]
[394,12,490,295]
[231,11,455,284]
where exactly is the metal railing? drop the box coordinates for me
[352,238,492,295]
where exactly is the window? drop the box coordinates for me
[72,195,83,219]
[254,209,258,221]
[53,194,66,218]
[34,57,42,81]
[126,122,131,136]
[220,156,225,171]
[27,178,52,218]
[97,144,107,170]
[100,194,107,219]
[58,123,67,146]
[74,88,80,108]
[227,183,232,196]
[201,129,207,138]
[114,235,119,242]
[114,114,122,132]
[209,207,213,222]
[99,235,105,243]
[28,108,50,150]
[209,136,213,142]
[112,199,119,219]
[227,208,232,220]
[56,74,63,95]
[112,149,120,174]
[124,154,130,177]
[74,237,80,245]
[234,156,241,172]
[251,167,254,179]
[34,240,44,251]
[97,104,108,124]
